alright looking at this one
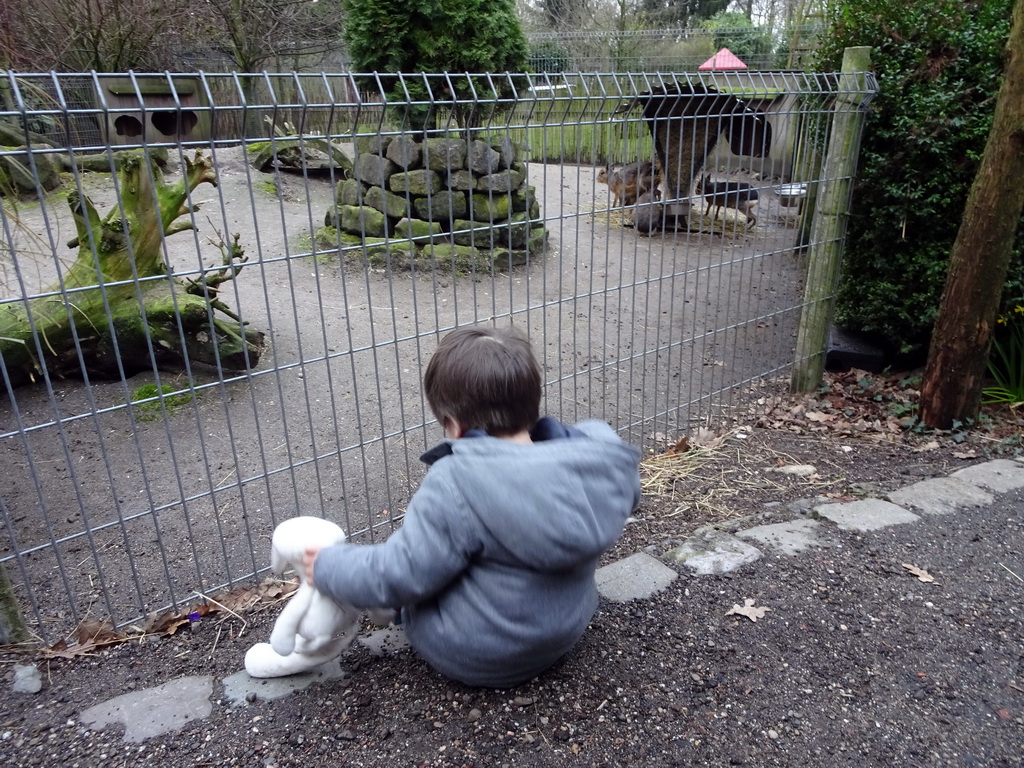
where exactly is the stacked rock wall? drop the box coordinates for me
[322,134,546,270]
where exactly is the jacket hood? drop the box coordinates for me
[436,420,640,571]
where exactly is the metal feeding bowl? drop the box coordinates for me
[775,183,808,207]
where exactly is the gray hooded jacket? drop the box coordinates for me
[313,418,641,687]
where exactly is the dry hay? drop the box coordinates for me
[638,427,839,525]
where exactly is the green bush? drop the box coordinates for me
[815,0,1024,360]
[343,0,529,133]
[984,302,1024,405]
[704,11,774,62]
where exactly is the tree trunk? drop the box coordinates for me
[0,151,264,391]
[920,0,1024,429]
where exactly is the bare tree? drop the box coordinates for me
[0,0,190,72]
[920,0,1024,428]
[537,0,587,30]
[640,0,729,27]
[0,0,343,74]
[199,0,344,74]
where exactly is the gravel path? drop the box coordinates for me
[1,427,1022,767]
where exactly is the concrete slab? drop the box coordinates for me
[359,627,411,657]
[222,660,347,706]
[950,459,1024,493]
[736,519,824,556]
[80,675,213,743]
[596,552,678,602]
[887,476,994,515]
[666,527,762,574]
[12,664,42,694]
[815,499,919,531]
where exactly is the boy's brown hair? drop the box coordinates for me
[424,326,541,437]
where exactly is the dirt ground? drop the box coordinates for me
[0,374,1022,767]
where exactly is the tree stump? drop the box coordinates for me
[0,151,264,390]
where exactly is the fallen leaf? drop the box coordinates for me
[996,709,1011,720]
[72,618,120,646]
[726,598,770,622]
[692,428,726,449]
[902,563,936,583]
[43,618,128,659]
[140,602,212,636]
[667,435,692,455]
[773,464,817,477]
[805,411,834,422]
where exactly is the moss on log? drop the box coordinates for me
[0,151,263,389]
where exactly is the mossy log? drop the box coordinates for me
[0,151,264,390]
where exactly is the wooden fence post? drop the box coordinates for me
[790,46,875,393]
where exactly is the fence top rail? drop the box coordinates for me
[0,69,876,152]
[527,24,826,41]
[1,70,877,107]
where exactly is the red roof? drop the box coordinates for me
[698,47,748,71]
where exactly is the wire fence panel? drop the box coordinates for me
[0,70,876,644]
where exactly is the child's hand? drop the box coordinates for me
[302,546,321,587]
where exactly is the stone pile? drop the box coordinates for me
[322,134,546,270]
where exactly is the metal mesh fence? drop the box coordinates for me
[0,69,876,645]
[525,25,825,73]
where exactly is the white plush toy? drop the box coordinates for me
[245,516,379,678]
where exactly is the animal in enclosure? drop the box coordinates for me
[696,175,759,229]
[620,84,772,228]
[598,160,662,207]
[632,190,665,236]
[245,516,392,678]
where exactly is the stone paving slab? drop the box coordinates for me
[735,518,824,556]
[814,499,920,531]
[666,527,763,574]
[887,476,994,515]
[80,675,213,743]
[950,459,1024,493]
[223,660,347,706]
[595,552,678,602]
[12,664,42,693]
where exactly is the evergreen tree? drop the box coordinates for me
[344,0,529,132]
[640,0,730,28]
[703,10,773,61]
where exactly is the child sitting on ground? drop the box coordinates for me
[304,325,641,688]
